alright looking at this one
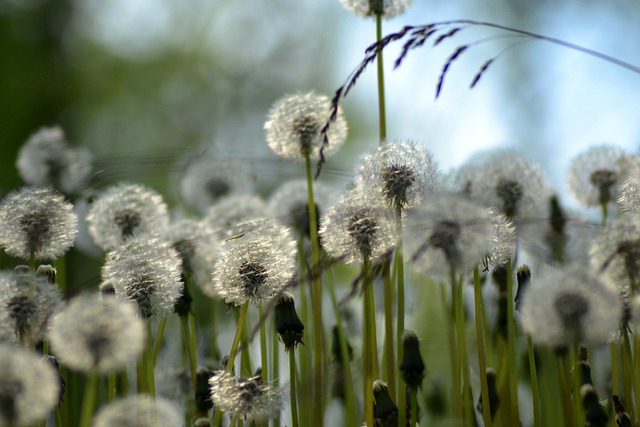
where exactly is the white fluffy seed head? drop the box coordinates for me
[340,0,412,18]
[617,157,640,214]
[264,92,347,161]
[204,194,271,237]
[0,186,78,261]
[101,236,183,319]
[93,394,181,427]
[86,183,170,251]
[48,293,146,372]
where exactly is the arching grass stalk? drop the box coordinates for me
[363,253,375,427]
[326,268,358,426]
[474,266,492,427]
[78,370,99,427]
[526,335,541,427]
[304,151,324,426]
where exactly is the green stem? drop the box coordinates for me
[152,316,168,366]
[506,258,520,425]
[296,236,313,423]
[272,318,281,427]
[410,387,419,427]
[78,371,99,427]
[610,342,620,396]
[363,254,375,427]
[382,259,396,398]
[474,266,492,427]
[395,205,407,427]
[180,316,197,391]
[108,372,116,402]
[453,271,472,425]
[146,321,156,398]
[527,335,541,427]
[289,349,300,427]
[375,12,387,144]
[621,331,635,417]
[226,303,250,372]
[259,304,269,381]
[305,151,324,426]
[448,268,462,423]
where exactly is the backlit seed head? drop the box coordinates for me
[209,371,285,423]
[618,158,640,215]
[567,145,633,208]
[340,0,412,18]
[204,194,271,236]
[0,343,60,426]
[101,236,183,319]
[93,395,181,427]
[0,186,78,261]
[209,222,296,305]
[86,183,170,251]
[264,92,347,160]
[17,126,92,194]
[521,264,621,347]
[320,189,396,264]
[48,293,145,372]
[357,140,439,210]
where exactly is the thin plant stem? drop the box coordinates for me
[363,253,375,427]
[621,330,636,417]
[304,151,324,427]
[226,303,250,372]
[152,316,168,366]
[367,269,380,379]
[410,388,418,427]
[296,236,313,423]
[635,335,640,425]
[527,335,541,427]
[453,271,473,425]
[382,258,396,398]
[78,370,99,427]
[375,12,387,145]
[180,316,197,390]
[259,304,269,381]
[289,349,300,427]
[610,342,620,395]
[395,205,407,427]
[448,267,462,423]
[474,266,492,427]
[557,351,575,427]
[146,321,156,398]
[272,321,281,427]
[506,258,520,425]
[108,372,116,402]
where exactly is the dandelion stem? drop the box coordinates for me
[179,316,197,390]
[474,266,492,427]
[272,316,280,427]
[226,303,250,372]
[506,258,520,425]
[410,387,418,427]
[382,258,396,397]
[527,335,541,427]
[146,321,156,398]
[152,316,168,366]
[259,304,269,381]
[448,267,462,423]
[610,342,620,396]
[395,205,407,427]
[621,330,636,417]
[296,236,313,422]
[289,349,300,427]
[108,372,116,402]
[363,253,375,427]
[78,370,99,427]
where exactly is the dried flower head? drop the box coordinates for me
[0,343,60,426]
[405,194,495,280]
[268,179,333,237]
[400,330,426,390]
[0,186,78,261]
[617,157,640,214]
[373,380,398,426]
[86,183,170,251]
[567,145,633,208]
[0,267,62,344]
[320,189,397,264]
[93,394,181,427]
[17,126,92,194]
[357,140,439,209]
[179,151,253,214]
[521,264,621,347]
[48,293,146,372]
[340,0,412,18]
[274,291,305,351]
[209,222,296,305]
[264,92,347,160]
[101,236,183,319]
[209,371,285,423]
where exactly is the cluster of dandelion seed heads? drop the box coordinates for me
[101,236,183,319]
[521,265,621,347]
[268,179,334,236]
[357,140,439,209]
[179,153,253,214]
[209,223,296,305]
[93,395,181,427]
[0,268,62,343]
[264,92,347,160]
[567,145,633,207]
[340,0,412,18]
[48,294,145,372]
[0,186,78,261]
[87,183,170,251]
[0,343,60,426]
[320,190,397,264]
[209,371,285,423]
[17,126,92,194]
[405,194,495,280]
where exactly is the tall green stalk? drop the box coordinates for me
[506,258,520,425]
[382,259,396,398]
[296,237,313,423]
[363,254,375,427]
[395,205,407,427]
[289,349,300,427]
[527,335,541,427]
[474,266,492,427]
[259,304,269,382]
[375,13,387,145]
[78,371,99,427]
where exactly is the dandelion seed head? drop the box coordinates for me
[93,394,181,427]
[268,179,333,237]
[0,343,59,426]
[17,126,92,194]
[357,141,439,209]
[264,92,347,161]
[0,186,78,261]
[617,158,640,215]
[487,209,517,268]
[567,145,633,208]
[101,236,183,318]
[340,0,412,18]
[87,183,170,251]
[209,222,296,305]
[209,371,285,423]
[521,265,621,347]
[48,293,145,372]
[320,190,396,263]
[204,194,270,236]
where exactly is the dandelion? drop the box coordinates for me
[567,144,632,209]
[209,371,285,423]
[320,189,396,264]
[0,186,78,261]
[357,140,438,210]
[0,267,62,344]
[48,293,145,372]
[617,157,640,215]
[17,126,92,194]
[340,0,412,18]
[204,194,270,236]
[86,183,170,251]
[92,394,181,427]
[264,92,347,161]
[521,264,621,348]
[274,291,305,351]
[101,236,183,319]
[209,223,296,305]
[486,209,517,268]
[0,344,60,426]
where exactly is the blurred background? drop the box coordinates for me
[1,0,640,202]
